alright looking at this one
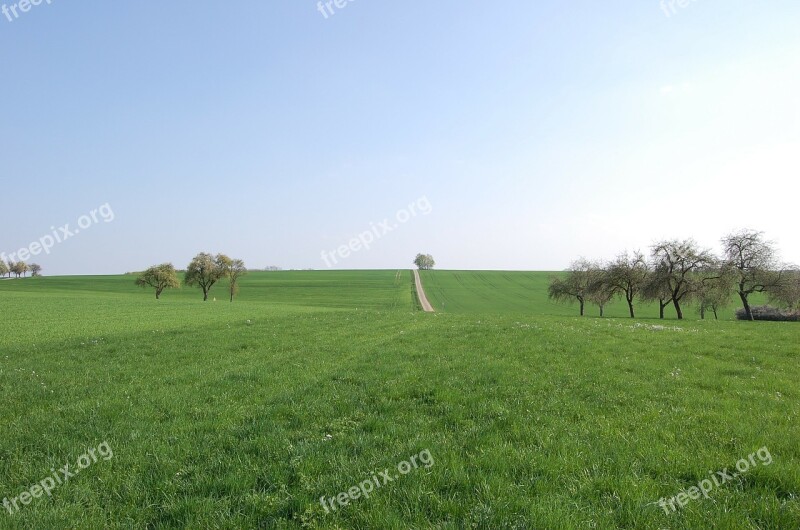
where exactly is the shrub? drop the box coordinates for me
[736,305,800,322]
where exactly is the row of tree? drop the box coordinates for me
[548,230,799,321]
[136,253,247,301]
[1,260,42,278]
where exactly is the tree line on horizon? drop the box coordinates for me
[548,229,800,321]
[136,253,247,302]
[1,260,42,278]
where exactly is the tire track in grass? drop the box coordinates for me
[456,271,493,303]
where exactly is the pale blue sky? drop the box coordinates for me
[2,1,799,275]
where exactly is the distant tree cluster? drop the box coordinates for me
[136,252,247,302]
[549,230,798,321]
[414,253,436,270]
[1,260,42,278]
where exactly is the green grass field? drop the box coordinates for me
[419,270,766,319]
[1,271,798,528]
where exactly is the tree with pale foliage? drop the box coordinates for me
[650,239,717,320]
[769,269,800,310]
[548,258,593,316]
[11,261,28,278]
[29,263,43,277]
[0,260,8,278]
[136,263,180,299]
[414,253,435,270]
[721,229,786,321]
[607,251,649,318]
[217,255,247,302]
[185,252,227,301]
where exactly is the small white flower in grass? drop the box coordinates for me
[324,434,333,441]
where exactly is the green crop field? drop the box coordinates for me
[420,270,767,319]
[1,271,798,529]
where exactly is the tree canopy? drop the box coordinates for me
[414,254,435,270]
[135,263,180,299]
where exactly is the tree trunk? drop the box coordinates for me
[156,290,161,300]
[627,297,635,318]
[579,300,585,316]
[203,290,209,301]
[700,306,705,320]
[739,292,753,321]
[673,298,683,320]
[713,308,718,320]
[599,304,604,317]
[659,299,667,319]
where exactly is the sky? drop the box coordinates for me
[1,1,799,275]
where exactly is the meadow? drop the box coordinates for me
[0,271,798,529]
[419,270,766,319]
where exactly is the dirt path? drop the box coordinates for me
[413,269,435,313]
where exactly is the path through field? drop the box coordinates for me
[413,269,435,312]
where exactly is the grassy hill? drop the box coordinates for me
[0,271,797,528]
[1,270,414,309]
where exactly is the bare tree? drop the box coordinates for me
[769,269,800,310]
[721,229,785,321]
[29,264,43,277]
[548,258,593,316]
[185,252,226,301]
[585,263,616,317]
[607,251,649,318]
[695,268,735,320]
[413,254,435,270]
[641,264,674,319]
[650,239,717,320]
[136,263,180,299]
